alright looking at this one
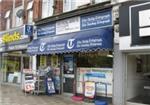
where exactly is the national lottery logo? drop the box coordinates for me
[39,42,46,52]
[67,39,75,49]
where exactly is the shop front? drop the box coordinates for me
[27,8,113,100]
[0,25,33,85]
[119,1,150,105]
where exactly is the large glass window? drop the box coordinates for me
[63,0,91,12]
[1,52,31,84]
[42,0,54,18]
[76,52,113,97]
[77,52,113,68]
[2,54,21,84]
[126,55,150,105]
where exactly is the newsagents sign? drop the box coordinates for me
[27,27,113,55]
[37,9,112,37]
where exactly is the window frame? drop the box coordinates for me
[42,0,54,18]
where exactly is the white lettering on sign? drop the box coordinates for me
[39,42,46,52]
[8,44,27,50]
[67,39,75,49]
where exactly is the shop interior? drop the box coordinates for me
[1,51,30,84]
[126,54,150,105]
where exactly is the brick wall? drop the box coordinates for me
[0,0,13,31]
[0,0,63,31]
[33,0,42,21]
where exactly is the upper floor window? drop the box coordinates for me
[42,0,54,18]
[14,6,23,27]
[5,10,11,29]
[94,0,110,4]
[27,1,33,24]
[63,0,110,12]
[63,0,91,12]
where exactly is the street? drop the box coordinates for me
[0,84,94,105]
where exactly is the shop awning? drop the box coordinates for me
[27,27,113,55]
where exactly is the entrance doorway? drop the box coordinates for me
[63,55,75,94]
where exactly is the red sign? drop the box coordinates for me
[25,80,34,92]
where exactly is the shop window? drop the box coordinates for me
[77,52,113,68]
[126,55,150,105]
[27,1,33,24]
[42,0,54,18]
[39,55,47,68]
[76,52,113,97]
[2,54,21,84]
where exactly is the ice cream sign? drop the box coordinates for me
[2,32,21,43]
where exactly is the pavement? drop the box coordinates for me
[0,84,95,105]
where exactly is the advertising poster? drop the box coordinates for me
[84,81,96,98]
[47,78,55,94]
[25,80,34,92]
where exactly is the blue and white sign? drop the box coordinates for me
[81,10,112,30]
[25,25,33,36]
[37,23,56,36]
[27,27,113,55]
[36,9,112,37]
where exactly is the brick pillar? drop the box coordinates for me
[33,0,42,22]
[54,0,63,15]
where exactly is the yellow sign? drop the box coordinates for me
[2,32,21,43]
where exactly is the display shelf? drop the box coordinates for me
[33,75,45,95]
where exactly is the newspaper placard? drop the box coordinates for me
[84,81,96,98]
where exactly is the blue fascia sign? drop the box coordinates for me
[80,10,112,30]
[27,27,113,55]
[36,9,112,37]
[37,23,56,36]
